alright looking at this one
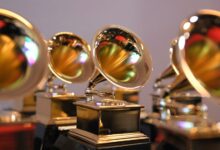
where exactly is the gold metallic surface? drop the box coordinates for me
[156,39,181,82]
[164,116,220,139]
[36,93,79,124]
[144,115,220,140]
[178,10,220,97]
[0,110,21,123]
[0,35,23,88]
[22,93,36,112]
[92,25,152,89]
[156,65,176,82]
[114,88,139,103]
[170,38,182,75]
[69,129,148,145]
[48,32,94,83]
[37,32,93,124]
[76,99,141,110]
[0,9,48,99]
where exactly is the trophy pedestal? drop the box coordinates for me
[66,128,150,150]
[35,93,84,150]
[157,127,220,150]
[144,95,205,143]
[35,120,76,150]
[142,115,220,150]
[65,100,150,150]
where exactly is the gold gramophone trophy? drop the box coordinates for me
[151,38,205,120]
[142,38,206,148]
[65,25,152,150]
[35,32,94,150]
[145,9,220,150]
[0,9,48,150]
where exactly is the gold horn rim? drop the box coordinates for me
[0,9,48,99]
[177,9,220,97]
[92,25,152,89]
[170,38,182,76]
[48,32,95,83]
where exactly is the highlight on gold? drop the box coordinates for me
[178,10,220,97]
[0,9,47,99]
[93,25,152,89]
[48,32,94,84]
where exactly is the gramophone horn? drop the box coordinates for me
[177,9,220,97]
[158,39,196,97]
[156,39,181,82]
[170,38,183,75]
[48,32,94,83]
[89,25,152,91]
[0,9,48,100]
[156,65,175,83]
[167,74,194,95]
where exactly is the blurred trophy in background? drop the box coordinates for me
[143,9,220,150]
[35,32,94,150]
[152,38,205,120]
[60,25,153,150]
[114,87,140,104]
[0,9,48,150]
[21,93,37,115]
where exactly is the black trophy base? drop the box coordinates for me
[54,129,150,150]
[141,119,158,143]
[34,121,76,150]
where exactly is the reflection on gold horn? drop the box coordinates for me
[177,9,220,97]
[0,9,48,100]
[48,32,94,84]
[86,25,152,99]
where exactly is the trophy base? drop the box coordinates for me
[35,92,83,149]
[53,128,150,150]
[75,99,142,134]
[156,128,220,150]
[35,118,76,150]
[142,115,220,150]
[56,99,150,149]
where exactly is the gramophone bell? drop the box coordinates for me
[48,32,94,84]
[92,25,152,89]
[0,9,48,100]
[177,9,220,97]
